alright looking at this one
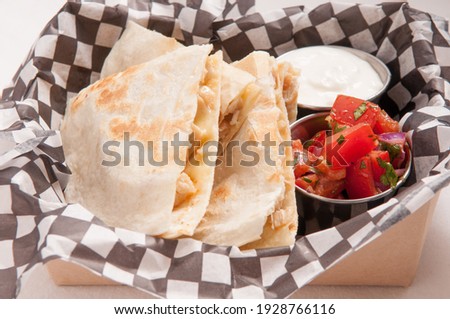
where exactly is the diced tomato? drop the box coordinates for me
[294,163,310,177]
[314,160,346,181]
[346,156,379,199]
[368,150,390,183]
[307,130,327,156]
[325,123,378,169]
[314,178,346,198]
[330,95,380,128]
[311,130,327,144]
[373,109,400,134]
[292,139,303,153]
[329,121,349,135]
[335,193,346,199]
[295,174,318,192]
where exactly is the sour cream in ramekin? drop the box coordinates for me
[277,46,389,109]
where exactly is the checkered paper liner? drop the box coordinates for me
[1,0,450,299]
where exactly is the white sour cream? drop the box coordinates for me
[277,46,384,108]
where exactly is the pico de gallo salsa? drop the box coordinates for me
[293,95,408,200]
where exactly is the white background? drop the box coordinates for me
[0,0,449,298]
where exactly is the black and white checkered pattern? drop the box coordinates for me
[1,1,450,299]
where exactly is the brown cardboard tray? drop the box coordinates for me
[45,190,440,289]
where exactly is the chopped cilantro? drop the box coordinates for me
[303,140,314,149]
[337,135,345,145]
[303,177,312,183]
[380,142,402,162]
[334,123,348,134]
[353,102,367,120]
[360,161,367,169]
[377,158,398,188]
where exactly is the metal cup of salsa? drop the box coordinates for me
[290,106,411,236]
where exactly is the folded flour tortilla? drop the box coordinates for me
[194,52,299,248]
[193,80,298,248]
[61,44,221,236]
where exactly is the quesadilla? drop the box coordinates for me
[62,23,299,248]
[194,52,299,248]
[194,80,298,248]
[61,44,221,236]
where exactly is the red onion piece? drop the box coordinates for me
[395,168,406,177]
[378,132,406,146]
